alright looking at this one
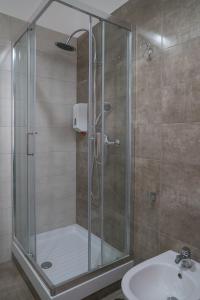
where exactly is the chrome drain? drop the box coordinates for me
[167,297,178,300]
[41,261,52,269]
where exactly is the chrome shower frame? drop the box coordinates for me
[12,0,134,297]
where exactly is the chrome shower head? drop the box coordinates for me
[55,28,89,52]
[55,42,76,52]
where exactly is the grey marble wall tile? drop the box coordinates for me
[162,44,187,86]
[104,62,127,100]
[136,39,162,124]
[103,210,126,251]
[136,76,162,125]
[77,62,88,83]
[162,0,200,48]
[159,233,200,262]
[162,83,186,123]
[76,17,89,232]
[104,152,126,211]
[134,222,159,263]
[76,134,88,153]
[186,74,200,122]
[107,0,200,264]
[160,162,200,249]
[77,80,88,102]
[162,124,200,165]
[135,124,161,160]
[76,151,88,227]
[135,158,160,229]
[184,36,200,79]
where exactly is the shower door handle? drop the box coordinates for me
[27,132,37,156]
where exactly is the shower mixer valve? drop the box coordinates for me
[104,135,120,146]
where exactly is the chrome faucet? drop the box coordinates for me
[175,247,193,269]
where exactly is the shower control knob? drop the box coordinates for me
[104,135,120,146]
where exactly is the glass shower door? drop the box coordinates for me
[88,19,132,270]
[101,22,131,265]
[13,28,36,259]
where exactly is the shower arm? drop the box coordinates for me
[65,28,97,124]
[65,28,89,44]
[66,28,98,131]
[65,28,97,61]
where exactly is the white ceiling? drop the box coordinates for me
[0,0,128,35]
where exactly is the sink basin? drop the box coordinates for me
[122,250,200,300]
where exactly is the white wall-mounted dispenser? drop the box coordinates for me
[73,103,88,133]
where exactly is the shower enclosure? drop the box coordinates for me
[12,0,133,298]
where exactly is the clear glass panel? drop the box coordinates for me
[13,29,36,258]
[13,32,29,253]
[102,22,130,265]
[13,0,131,293]
[34,2,93,285]
[28,27,37,259]
[89,16,103,271]
[89,19,131,270]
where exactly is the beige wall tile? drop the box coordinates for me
[35,26,77,233]
[36,76,76,104]
[0,127,11,154]
[0,180,11,209]
[0,208,12,236]
[0,234,11,263]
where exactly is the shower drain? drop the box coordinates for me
[167,297,178,300]
[41,261,53,269]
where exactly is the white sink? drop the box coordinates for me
[122,250,200,300]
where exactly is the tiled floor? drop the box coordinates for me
[102,290,124,300]
[0,260,37,300]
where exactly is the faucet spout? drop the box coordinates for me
[175,247,192,269]
[175,254,182,264]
